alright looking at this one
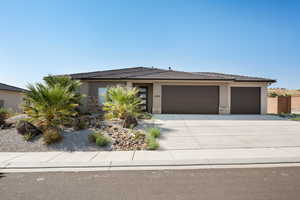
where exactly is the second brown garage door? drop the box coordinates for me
[162,86,219,114]
[231,87,261,114]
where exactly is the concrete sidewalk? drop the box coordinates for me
[2,147,300,172]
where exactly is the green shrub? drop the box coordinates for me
[74,119,87,130]
[133,131,146,140]
[88,131,110,147]
[279,113,290,118]
[146,136,159,150]
[0,108,9,116]
[23,132,36,141]
[269,92,278,97]
[88,133,96,143]
[138,112,152,119]
[88,131,102,143]
[96,136,110,147]
[43,129,62,145]
[147,128,161,138]
[291,118,300,121]
[0,108,9,125]
[104,112,114,120]
[279,113,300,119]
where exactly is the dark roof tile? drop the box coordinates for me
[65,67,276,82]
[0,83,27,93]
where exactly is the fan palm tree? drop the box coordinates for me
[43,75,83,104]
[103,86,142,119]
[23,76,82,130]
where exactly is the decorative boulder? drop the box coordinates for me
[0,117,5,127]
[73,114,104,130]
[88,114,103,128]
[0,113,9,129]
[16,120,42,136]
[5,114,29,128]
[123,116,138,128]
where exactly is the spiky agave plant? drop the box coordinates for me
[103,86,142,119]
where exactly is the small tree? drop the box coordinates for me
[23,76,83,130]
[103,86,142,120]
[43,75,83,103]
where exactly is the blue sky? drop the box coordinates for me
[0,0,299,89]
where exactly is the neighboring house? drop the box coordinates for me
[0,83,27,112]
[63,67,276,114]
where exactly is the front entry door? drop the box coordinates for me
[137,86,148,112]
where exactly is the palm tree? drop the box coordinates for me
[103,86,142,120]
[23,76,82,130]
[43,75,83,104]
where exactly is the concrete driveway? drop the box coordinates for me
[154,115,300,150]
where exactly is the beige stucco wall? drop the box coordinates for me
[79,82,89,112]
[126,81,133,88]
[219,84,231,114]
[87,81,126,97]
[0,90,24,112]
[260,85,268,114]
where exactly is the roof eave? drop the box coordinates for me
[0,89,27,93]
[78,78,236,81]
[234,80,277,83]
[76,77,276,82]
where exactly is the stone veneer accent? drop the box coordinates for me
[152,82,162,114]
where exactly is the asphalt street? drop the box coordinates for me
[1,167,300,200]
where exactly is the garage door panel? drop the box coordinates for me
[162,86,219,114]
[231,87,261,114]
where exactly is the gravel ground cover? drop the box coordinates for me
[0,120,155,152]
[0,128,109,152]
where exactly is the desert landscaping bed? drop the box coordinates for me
[0,119,155,152]
[0,77,160,152]
[0,128,101,152]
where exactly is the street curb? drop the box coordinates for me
[2,157,300,171]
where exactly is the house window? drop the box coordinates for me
[98,88,107,105]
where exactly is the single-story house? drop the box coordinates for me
[64,67,276,114]
[0,83,27,112]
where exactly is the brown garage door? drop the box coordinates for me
[162,86,219,114]
[231,87,261,114]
